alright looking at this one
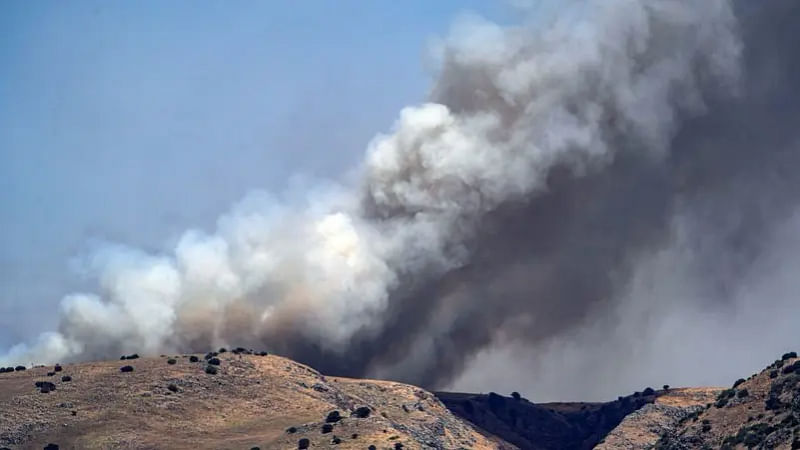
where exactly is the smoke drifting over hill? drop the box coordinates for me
[3,0,799,399]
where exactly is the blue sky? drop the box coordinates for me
[0,1,514,348]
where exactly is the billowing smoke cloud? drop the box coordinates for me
[3,0,798,400]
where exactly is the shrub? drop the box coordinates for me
[782,364,796,375]
[258,351,269,356]
[47,372,55,376]
[351,433,358,439]
[352,406,371,418]
[326,410,342,423]
[43,444,59,450]
[15,365,26,371]
[298,438,310,449]
[643,387,655,396]
[208,357,221,366]
[663,385,670,391]
[54,364,62,372]
[737,389,749,398]
[286,427,297,434]
[511,391,521,401]
[205,365,218,375]
[0,367,5,373]
[61,376,72,382]
[167,358,177,365]
[167,384,179,393]
[331,436,342,444]
[122,354,139,360]
[770,370,779,379]
[395,443,404,450]
[120,365,134,373]
[782,352,797,360]
[39,381,56,393]
[368,446,376,450]
[189,356,199,363]
[488,392,505,411]
[733,378,746,388]
[321,423,333,433]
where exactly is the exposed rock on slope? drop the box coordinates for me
[0,354,510,449]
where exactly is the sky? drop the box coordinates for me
[0,1,515,349]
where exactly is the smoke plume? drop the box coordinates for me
[3,0,799,400]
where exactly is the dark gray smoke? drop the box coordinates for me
[3,0,798,401]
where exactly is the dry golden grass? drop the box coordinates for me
[0,354,511,450]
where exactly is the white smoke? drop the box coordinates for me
[1,0,742,370]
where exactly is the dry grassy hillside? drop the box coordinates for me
[595,387,723,450]
[0,351,513,450]
[654,353,800,449]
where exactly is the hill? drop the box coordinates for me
[0,351,510,450]
[653,353,800,449]
[438,389,663,450]
[596,387,722,450]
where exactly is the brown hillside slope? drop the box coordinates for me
[654,353,800,449]
[595,387,723,450]
[0,353,513,450]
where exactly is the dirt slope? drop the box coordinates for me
[0,353,512,450]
